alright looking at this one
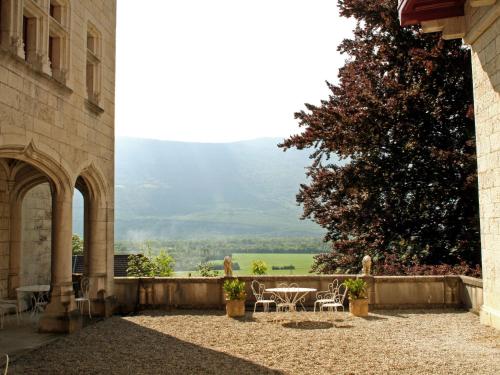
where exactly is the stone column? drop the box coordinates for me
[7,198,21,298]
[87,201,110,316]
[39,188,81,333]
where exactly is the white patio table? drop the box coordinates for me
[265,287,316,313]
[16,285,50,293]
[16,285,50,315]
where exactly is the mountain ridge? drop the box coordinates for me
[78,137,330,240]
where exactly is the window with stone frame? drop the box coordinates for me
[21,0,50,74]
[0,0,4,47]
[48,0,70,83]
[86,23,102,106]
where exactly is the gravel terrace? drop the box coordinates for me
[11,309,500,375]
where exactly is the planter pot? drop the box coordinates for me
[349,298,369,317]
[226,299,245,317]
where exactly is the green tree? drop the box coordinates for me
[152,250,175,277]
[196,262,219,277]
[280,0,479,274]
[127,254,154,277]
[72,234,84,255]
[126,242,175,277]
[251,260,268,275]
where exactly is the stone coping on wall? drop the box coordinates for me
[459,275,483,288]
[113,275,483,314]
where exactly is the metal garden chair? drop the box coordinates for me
[313,279,339,312]
[75,276,91,318]
[0,299,20,328]
[320,283,348,319]
[251,280,276,312]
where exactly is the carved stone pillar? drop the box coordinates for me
[39,187,81,333]
[87,202,110,316]
[7,198,21,298]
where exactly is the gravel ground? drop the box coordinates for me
[11,309,500,375]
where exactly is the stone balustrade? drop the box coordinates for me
[113,275,483,314]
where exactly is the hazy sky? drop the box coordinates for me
[116,1,354,143]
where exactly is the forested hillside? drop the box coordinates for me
[88,137,333,239]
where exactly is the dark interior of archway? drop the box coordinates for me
[2,158,51,191]
[74,176,91,276]
[0,158,54,296]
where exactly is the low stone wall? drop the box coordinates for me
[114,275,483,314]
[459,276,483,314]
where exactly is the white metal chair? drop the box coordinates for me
[1,353,9,375]
[75,277,91,318]
[31,292,48,316]
[321,283,348,318]
[313,279,339,312]
[251,280,276,312]
[0,299,20,328]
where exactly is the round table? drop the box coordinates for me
[16,285,50,293]
[16,285,50,315]
[265,287,317,312]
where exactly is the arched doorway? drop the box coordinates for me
[74,166,113,317]
[0,144,81,333]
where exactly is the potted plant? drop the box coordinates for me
[343,278,369,317]
[223,278,246,317]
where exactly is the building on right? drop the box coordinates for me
[399,0,500,329]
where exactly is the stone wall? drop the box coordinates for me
[464,2,500,330]
[0,0,116,324]
[113,275,481,314]
[0,166,9,298]
[20,182,51,286]
[460,275,483,314]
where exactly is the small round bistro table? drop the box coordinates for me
[265,287,317,313]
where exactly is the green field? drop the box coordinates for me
[174,253,317,276]
[232,253,316,275]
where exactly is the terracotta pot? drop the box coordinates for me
[349,298,369,317]
[226,299,245,317]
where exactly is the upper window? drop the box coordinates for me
[0,0,70,81]
[22,8,39,65]
[86,23,101,106]
[0,0,4,47]
[48,0,70,83]
[49,0,69,28]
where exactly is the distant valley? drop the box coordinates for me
[76,137,333,240]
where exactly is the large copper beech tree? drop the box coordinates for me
[280,0,480,275]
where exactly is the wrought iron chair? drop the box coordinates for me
[75,277,91,318]
[251,280,276,312]
[0,299,20,328]
[1,353,9,375]
[31,292,49,317]
[320,283,348,318]
[313,279,339,312]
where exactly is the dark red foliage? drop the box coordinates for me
[282,0,480,274]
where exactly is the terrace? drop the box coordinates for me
[3,309,500,374]
[1,273,499,374]
[0,0,499,373]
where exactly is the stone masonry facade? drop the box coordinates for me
[467,6,500,330]
[0,0,116,333]
[419,1,500,329]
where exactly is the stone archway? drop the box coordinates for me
[0,142,81,333]
[75,163,114,317]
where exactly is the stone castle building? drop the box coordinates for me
[0,0,116,332]
[399,0,500,329]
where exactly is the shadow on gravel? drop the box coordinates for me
[361,315,388,321]
[282,321,334,330]
[12,317,282,375]
[373,309,469,318]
